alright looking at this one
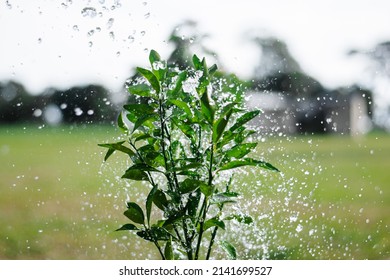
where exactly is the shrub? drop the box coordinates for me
[99,50,279,259]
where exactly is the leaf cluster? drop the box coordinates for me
[99,50,279,260]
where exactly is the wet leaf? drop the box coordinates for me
[149,49,161,65]
[164,239,174,260]
[229,110,261,132]
[179,178,201,194]
[220,240,237,260]
[137,67,160,93]
[127,84,152,97]
[203,217,225,231]
[213,108,232,143]
[169,99,193,118]
[225,214,253,225]
[117,112,128,133]
[218,158,279,172]
[225,143,257,159]
[210,192,239,205]
[124,202,145,224]
[153,189,169,210]
[122,169,149,181]
[116,223,139,231]
[200,91,215,125]
[98,141,135,161]
[133,113,158,132]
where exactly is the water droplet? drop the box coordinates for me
[140,31,146,36]
[6,0,12,9]
[116,51,121,57]
[87,30,95,37]
[107,18,114,29]
[144,12,150,19]
[87,109,94,115]
[74,107,83,116]
[81,7,97,18]
[88,41,93,47]
[296,224,303,232]
[33,109,42,117]
[37,38,42,44]
[128,35,135,43]
[109,32,115,40]
[73,25,79,31]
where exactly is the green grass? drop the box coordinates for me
[0,125,389,259]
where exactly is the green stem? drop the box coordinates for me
[154,240,166,260]
[206,226,218,260]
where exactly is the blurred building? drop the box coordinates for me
[246,86,373,136]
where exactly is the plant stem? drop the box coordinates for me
[206,226,218,260]
[154,240,166,260]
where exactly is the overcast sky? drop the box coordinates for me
[1,0,390,94]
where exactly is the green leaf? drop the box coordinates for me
[149,49,161,65]
[169,99,193,118]
[149,50,166,81]
[210,192,239,205]
[229,110,261,132]
[172,119,196,141]
[203,217,226,231]
[225,143,257,159]
[208,64,218,75]
[164,239,174,260]
[219,158,279,172]
[179,178,201,194]
[137,227,171,242]
[98,141,135,161]
[225,214,253,225]
[199,183,214,197]
[116,223,139,231]
[124,202,145,224]
[127,84,153,97]
[213,108,233,143]
[123,104,156,115]
[132,113,158,132]
[146,185,158,225]
[200,91,215,125]
[117,112,128,133]
[122,169,150,181]
[137,67,160,93]
[192,54,202,70]
[153,189,169,211]
[220,240,237,260]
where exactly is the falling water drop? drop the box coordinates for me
[81,7,97,18]
[107,18,114,29]
[109,32,115,40]
[128,35,135,43]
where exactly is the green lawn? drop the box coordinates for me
[0,125,389,259]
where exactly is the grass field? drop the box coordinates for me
[0,125,389,259]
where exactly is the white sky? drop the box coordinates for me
[1,0,390,94]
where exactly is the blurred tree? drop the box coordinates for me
[251,36,324,98]
[349,41,390,131]
[167,20,218,69]
[253,36,301,77]
[0,81,48,123]
[50,85,118,124]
